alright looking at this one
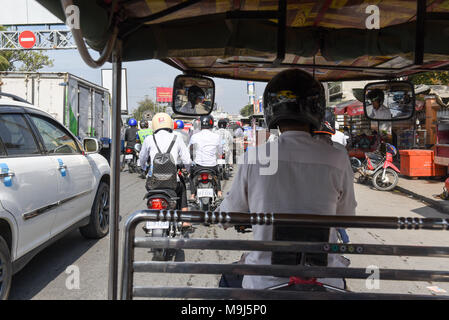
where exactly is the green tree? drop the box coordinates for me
[408,72,449,85]
[0,26,54,72]
[240,104,254,117]
[132,96,157,121]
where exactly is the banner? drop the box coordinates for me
[156,87,173,103]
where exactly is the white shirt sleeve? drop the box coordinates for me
[336,158,357,216]
[218,163,250,213]
[139,136,151,169]
[177,137,191,170]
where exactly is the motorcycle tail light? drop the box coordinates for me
[148,198,168,210]
[221,154,225,159]
[126,148,132,154]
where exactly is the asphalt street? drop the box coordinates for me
[8,169,449,299]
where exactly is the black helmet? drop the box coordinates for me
[314,109,336,135]
[188,85,205,107]
[263,69,325,130]
[140,119,148,129]
[367,89,385,104]
[200,114,214,129]
[218,118,229,129]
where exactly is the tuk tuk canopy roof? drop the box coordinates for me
[37,0,449,82]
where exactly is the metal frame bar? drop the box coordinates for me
[121,211,449,300]
[108,43,122,300]
[134,238,449,258]
[414,0,426,65]
[133,261,449,282]
[132,287,446,300]
[0,30,76,50]
[273,0,287,67]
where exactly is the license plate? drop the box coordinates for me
[125,154,133,160]
[197,188,214,198]
[217,159,226,165]
[146,221,170,229]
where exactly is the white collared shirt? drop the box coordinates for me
[219,130,357,289]
[189,129,222,167]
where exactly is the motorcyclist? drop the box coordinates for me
[174,119,189,146]
[218,69,357,290]
[124,118,139,149]
[313,109,346,152]
[139,113,191,211]
[189,114,223,199]
[137,119,153,144]
[216,118,234,165]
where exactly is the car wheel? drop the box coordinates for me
[0,235,12,300]
[79,182,110,239]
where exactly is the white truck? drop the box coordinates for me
[0,72,112,161]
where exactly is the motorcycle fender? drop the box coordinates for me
[383,162,400,173]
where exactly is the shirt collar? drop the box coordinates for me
[279,130,312,138]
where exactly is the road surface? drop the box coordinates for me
[8,169,449,299]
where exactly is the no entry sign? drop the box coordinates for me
[19,31,36,49]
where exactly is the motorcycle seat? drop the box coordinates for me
[145,189,178,199]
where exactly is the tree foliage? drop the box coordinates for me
[0,26,54,72]
[132,96,167,121]
[408,72,449,85]
[240,104,254,117]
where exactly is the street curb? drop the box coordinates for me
[395,186,449,215]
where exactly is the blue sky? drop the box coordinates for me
[41,49,267,115]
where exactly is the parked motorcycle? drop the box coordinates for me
[353,143,400,191]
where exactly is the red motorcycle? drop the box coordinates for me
[353,143,400,191]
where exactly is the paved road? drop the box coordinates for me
[8,170,449,299]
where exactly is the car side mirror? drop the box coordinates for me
[83,138,101,153]
[172,75,215,116]
[363,81,415,121]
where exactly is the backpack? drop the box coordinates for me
[146,135,178,191]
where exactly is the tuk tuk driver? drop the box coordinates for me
[367,89,391,120]
[178,85,209,115]
[218,69,357,290]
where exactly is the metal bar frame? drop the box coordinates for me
[134,238,449,258]
[414,0,426,65]
[132,287,446,300]
[120,211,449,300]
[273,0,287,67]
[108,43,122,300]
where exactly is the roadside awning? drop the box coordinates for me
[332,100,364,116]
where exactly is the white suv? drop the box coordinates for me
[0,94,110,299]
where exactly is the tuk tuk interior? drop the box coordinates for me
[36,0,449,300]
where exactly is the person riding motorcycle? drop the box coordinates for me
[124,118,139,149]
[189,114,223,199]
[174,119,189,146]
[137,119,153,144]
[138,113,191,211]
[217,118,234,165]
[218,69,357,290]
[313,109,346,152]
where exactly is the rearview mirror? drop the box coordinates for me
[83,138,101,153]
[363,81,415,121]
[172,75,215,116]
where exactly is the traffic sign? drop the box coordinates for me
[18,31,36,49]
